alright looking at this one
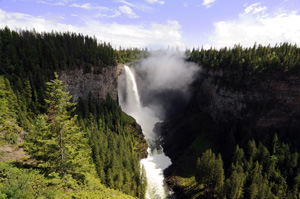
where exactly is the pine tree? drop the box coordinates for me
[225,165,246,199]
[0,76,10,125]
[25,73,94,179]
[213,154,225,197]
[196,149,225,198]
[196,149,216,186]
[0,76,21,143]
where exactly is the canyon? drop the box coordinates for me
[59,64,124,102]
[58,61,300,198]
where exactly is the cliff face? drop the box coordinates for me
[59,64,124,102]
[58,64,148,157]
[162,68,300,198]
[193,69,249,122]
[194,69,300,130]
[257,74,300,129]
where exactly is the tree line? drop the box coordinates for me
[0,28,147,198]
[164,43,300,198]
[0,27,117,115]
[76,94,147,198]
[188,43,300,90]
[189,43,300,73]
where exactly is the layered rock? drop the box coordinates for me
[194,68,300,130]
[58,64,148,157]
[59,64,124,101]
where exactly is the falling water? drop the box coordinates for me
[124,65,141,109]
[119,65,172,199]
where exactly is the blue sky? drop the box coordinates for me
[0,0,299,49]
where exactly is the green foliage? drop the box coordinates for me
[117,47,148,64]
[196,149,224,198]
[188,43,300,90]
[0,162,135,199]
[25,74,95,179]
[190,43,300,73]
[169,127,300,199]
[0,28,149,197]
[0,28,149,198]
[0,27,117,114]
[76,95,147,198]
[0,76,22,144]
[0,162,63,199]
[193,136,300,198]
[224,164,246,199]
[16,75,141,198]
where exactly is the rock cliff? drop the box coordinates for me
[193,68,300,130]
[59,64,124,102]
[162,68,300,198]
[58,64,148,157]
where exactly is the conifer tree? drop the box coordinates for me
[213,154,225,197]
[25,73,94,179]
[225,165,246,199]
[0,77,10,125]
[0,76,20,143]
[196,149,225,198]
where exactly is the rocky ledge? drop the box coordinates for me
[194,68,300,130]
[59,64,124,102]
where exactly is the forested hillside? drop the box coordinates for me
[0,27,116,116]
[2,26,300,199]
[0,28,147,198]
[163,44,300,198]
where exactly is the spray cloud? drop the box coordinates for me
[118,50,201,199]
[135,49,201,119]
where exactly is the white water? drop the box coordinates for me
[119,65,172,199]
[124,65,141,109]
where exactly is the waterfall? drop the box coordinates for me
[119,65,172,199]
[124,65,141,109]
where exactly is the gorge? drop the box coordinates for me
[119,65,172,198]
[58,48,300,198]
[1,28,300,199]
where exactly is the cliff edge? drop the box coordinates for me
[59,64,124,102]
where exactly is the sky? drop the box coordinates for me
[0,0,300,49]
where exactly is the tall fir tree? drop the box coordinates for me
[25,73,95,179]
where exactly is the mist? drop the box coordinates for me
[118,50,200,198]
[134,50,201,120]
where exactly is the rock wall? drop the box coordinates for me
[194,68,300,130]
[257,74,300,129]
[58,64,124,101]
[59,64,148,157]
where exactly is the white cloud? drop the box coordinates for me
[95,11,121,18]
[116,0,152,12]
[70,3,109,11]
[71,3,92,10]
[119,5,138,18]
[202,0,216,8]
[242,3,267,16]
[37,1,65,6]
[70,3,121,18]
[184,2,188,7]
[208,8,300,48]
[0,9,183,49]
[145,0,165,5]
[36,0,74,6]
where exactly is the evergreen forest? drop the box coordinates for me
[0,27,146,198]
[163,44,300,198]
[1,26,300,199]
